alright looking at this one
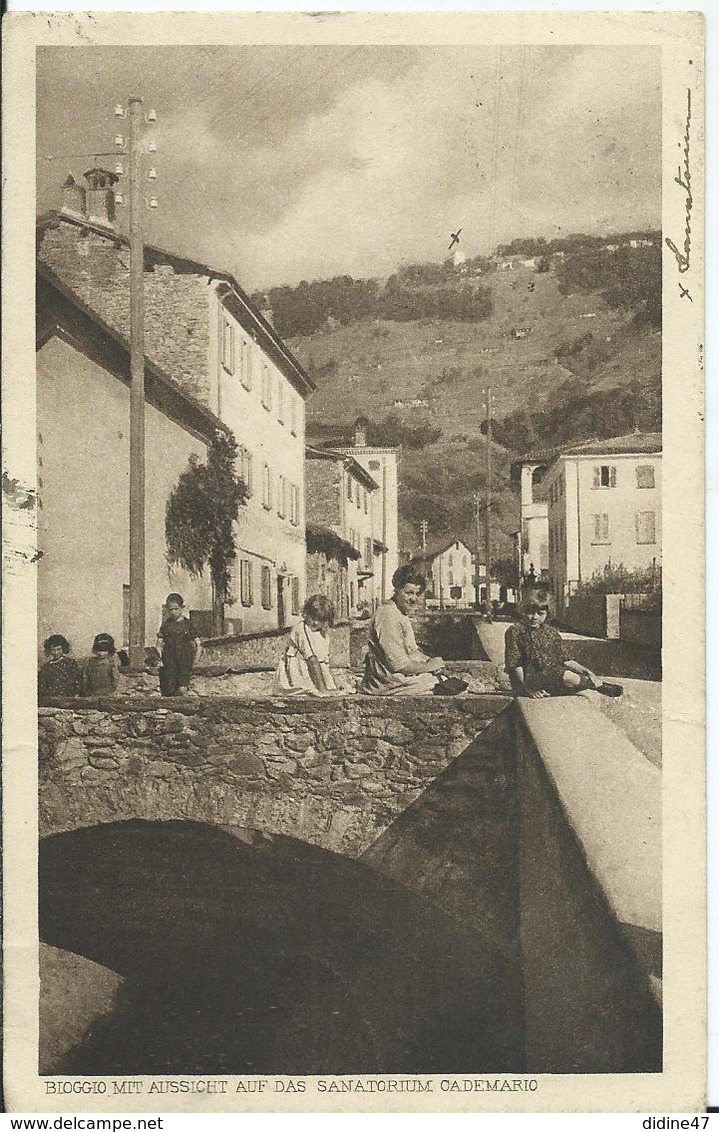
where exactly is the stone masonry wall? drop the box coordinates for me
[39,224,212,405]
[305,460,342,528]
[38,697,510,857]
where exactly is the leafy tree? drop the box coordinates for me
[165,430,248,636]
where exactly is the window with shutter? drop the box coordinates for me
[636,465,655,489]
[592,513,610,543]
[291,576,300,615]
[261,364,272,410]
[262,464,272,510]
[221,318,235,374]
[240,338,252,389]
[261,566,273,609]
[240,560,253,607]
[636,511,656,544]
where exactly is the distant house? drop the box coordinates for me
[510,327,530,340]
[305,446,380,615]
[542,433,662,612]
[316,418,400,603]
[426,540,479,608]
[37,168,314,638]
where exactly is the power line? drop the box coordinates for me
[505,46,528,250]
[487,46,503,257]
[203,45,309,135]
[223,45,366,149]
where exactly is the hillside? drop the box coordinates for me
[280,245,661,560]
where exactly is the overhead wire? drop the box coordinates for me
[215,44,367,149]
[486,46,504,257]
[505,46,528,251]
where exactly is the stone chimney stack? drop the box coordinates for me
[61,173,87,219]
[83,167,118,228]
[354,415,369,448]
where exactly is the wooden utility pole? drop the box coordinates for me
[473,492,482,610]
[128,96,146,668]
[484,387,493,605]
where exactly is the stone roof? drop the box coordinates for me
[36,210,314,409]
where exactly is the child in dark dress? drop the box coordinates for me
[505,588,622,699]
[38,635,82,702]
[156,593,199,697]
[82,633,121,696]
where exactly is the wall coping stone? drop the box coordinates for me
[202,620,352,647]
[516,696,661,1000]
[39,693,511,717]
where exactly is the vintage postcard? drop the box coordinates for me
[1,10,706,1114]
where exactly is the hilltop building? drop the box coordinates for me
[542,433,662,612]
[304,446,381,616]
[37,168,314,644]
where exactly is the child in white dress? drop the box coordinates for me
[275,594,343,695]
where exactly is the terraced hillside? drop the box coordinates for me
[281,251,661,559]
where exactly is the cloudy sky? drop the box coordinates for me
[37,45,661,290]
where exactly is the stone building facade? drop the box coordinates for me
[37,171,315,639]
[305,447,379,615]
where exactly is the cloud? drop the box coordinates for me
[36,45,661,289]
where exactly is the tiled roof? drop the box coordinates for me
[305,445,379,492]
[561,432,662,456]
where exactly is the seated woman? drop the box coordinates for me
[505,588,622,698]
[360,565,444,695]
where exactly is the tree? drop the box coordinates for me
[165,430,248,637]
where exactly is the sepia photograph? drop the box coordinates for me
[1,10,706,1114]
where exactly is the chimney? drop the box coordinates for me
[354,416,369,448]
[83,167,118,228]
[61,173,87,219]
[260,294,275,329]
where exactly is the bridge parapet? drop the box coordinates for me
[39,695,510,856]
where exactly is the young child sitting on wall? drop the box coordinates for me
[81,633,121,696]
[275,594,345,696]
[38,634,82,702]
[505,588,622,699]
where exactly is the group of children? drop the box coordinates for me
[38,592,200,703]
[38,581,623,702]
[38,631,122,701]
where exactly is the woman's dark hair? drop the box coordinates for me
[392,564,427,593]
[44,634,71,655]
[165,592,185,607]
[302,593,336,627]
[92,633,116,655]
